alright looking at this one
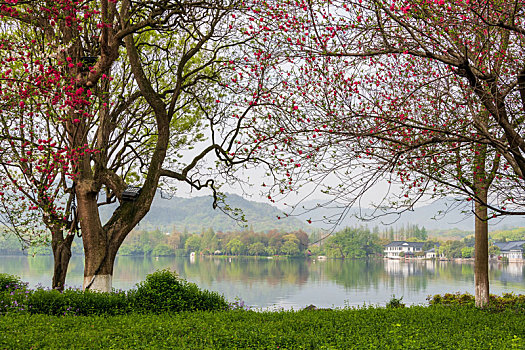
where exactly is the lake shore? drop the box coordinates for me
[3,255,525,310]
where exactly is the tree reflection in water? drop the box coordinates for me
[1,256,525,309]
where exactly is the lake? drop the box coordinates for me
[1,255,525,310]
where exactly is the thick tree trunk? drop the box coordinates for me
[83,250,117,292]
[470,112,496,308]
[474,188,489,308]
[76,180,139,292]
[76,180,115,292]
[51,233,74,291]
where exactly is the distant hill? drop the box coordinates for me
[286,197,525,232]
[99,194,524,234]
[100,193,309,233]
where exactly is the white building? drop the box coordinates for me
[384,241,425,259]
[424,247,442,259]
[494,241,525,262]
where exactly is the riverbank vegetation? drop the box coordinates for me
[1,272,525,349]
[3,225,524,260]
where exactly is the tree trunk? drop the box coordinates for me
[83,250,117,292]
[51,233,74,291]
[76,180,115,292]
[474,187,490,307]
[82,233,119,292]
[76,180,142,292]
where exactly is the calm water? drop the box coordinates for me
[1,255,525,310]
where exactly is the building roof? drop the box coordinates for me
[494,240,525,252]
[384,241,425,249]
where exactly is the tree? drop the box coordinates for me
[267,234,283,255]
[422,240,440,252]
[316,0,525,308]
[200,228,218,254]
[439,241,464,259]
[0,2,105,290]
[327,227,382,259]
[248,242,266,256]
[292,230,309,252]
[0,0,269,291]
[489,243,501,258]
[461,246,475,259]
[152,243,174,257]
[242,0,525,307]
[226,238,244,256]
[184,235,202,254]
[280,233,300,256]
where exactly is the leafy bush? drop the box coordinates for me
[0,275,30,315]
[428,292,525,311]
[129,269,228,313]
[386,295,405,308]
[0,287,30,314]
[0,270,227,316]
[26,288,129,316]
[0,273,27,293]
[427,292,475,307]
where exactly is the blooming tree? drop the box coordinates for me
[228,0,525,307]
[0,0,275,291]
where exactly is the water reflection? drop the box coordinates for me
[1,255,525,309]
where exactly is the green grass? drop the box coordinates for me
[1,306,524,349]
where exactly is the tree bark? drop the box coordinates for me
[51,232,74,291]
[474,188,489,307]
[76,180,114,292]
[471,112,495,308]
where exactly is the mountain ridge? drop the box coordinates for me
[100,193,308,233]
[99,193,525,233]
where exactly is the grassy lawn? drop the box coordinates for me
[1,306,524,349]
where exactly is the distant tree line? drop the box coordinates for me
[308,225,427,259]
[378,224,428,242]
[117,228,310,257]
[1,224,520,259]
[312,226,505,260]
[432,237,500,259]
[319,227,383,259]
[0,231,84,256]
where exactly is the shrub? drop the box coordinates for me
[427,293,476,307]
[129,269,228,313]
[25,289,65,315]
[386,295,405,308]
[1,270,227,316]
[0,273,27,293]
[0,288,30,314]
[428,292,525,311]
[0,274,30,315]
[26,288,129,316]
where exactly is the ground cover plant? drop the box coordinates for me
[1,306,524,349]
